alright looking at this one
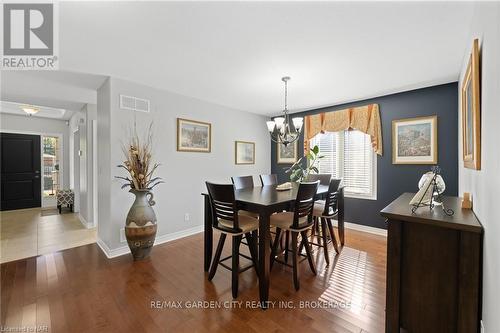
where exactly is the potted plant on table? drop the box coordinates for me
[285,145,323,182]
[116,124,163,260]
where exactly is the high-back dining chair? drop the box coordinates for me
[306,173,332,186]
[205,182,259,298]
[259,174,278,186]
[231,176,254,190]
[230,176,258,218]
[308,178,342,265]
[269,181,320,291]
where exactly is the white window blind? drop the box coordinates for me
[310,130,377,199]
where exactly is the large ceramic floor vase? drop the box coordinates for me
[125,189,157,260]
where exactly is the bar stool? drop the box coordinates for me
[205,182,259,298]
[231,176,259,219]
[231,175,254,190]
[259,174,278,186]
[269,181,319,290]
[308,178,342,265]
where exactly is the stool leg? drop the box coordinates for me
[252,231,260,275]
[320,218,330,265]
[231,235,242,298]
[280,229,285,250]
[284,231,290,264]
[326,218,340,254]
[301,230,317,275]
[291,231,300,291]
[298,229,308,255]
[270,228,282,271]
[246,232,259,277]
[208,233,226,281]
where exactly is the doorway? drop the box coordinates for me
[0,130,96,263]
[0,133,41,210]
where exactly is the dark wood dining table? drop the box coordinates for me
[201,183,345,307]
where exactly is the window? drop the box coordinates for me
[42,136,61,197]
[310,130,377,200]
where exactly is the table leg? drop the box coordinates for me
[204,195,213,272]
[338,187,345,246]
[258,210,271,308]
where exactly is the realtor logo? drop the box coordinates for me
[2,2,58,69]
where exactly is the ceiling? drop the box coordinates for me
[57,1,473,115]
[1,71,107,120]
[1,2,474,117]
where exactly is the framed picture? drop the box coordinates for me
[392,116,437,164]
[461,39,481,170]
[235,141,255,165]
[176,118,211,152]
[277,141,298,164]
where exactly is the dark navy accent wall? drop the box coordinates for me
[271,82,458,229]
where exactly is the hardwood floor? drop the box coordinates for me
[0,208,97,263]
[1,228,386,332]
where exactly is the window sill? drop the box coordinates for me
[345,192,377,201]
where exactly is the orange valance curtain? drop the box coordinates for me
[304,104,383,155]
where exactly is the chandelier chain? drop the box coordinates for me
[284,79,288,111]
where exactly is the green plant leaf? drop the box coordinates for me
[312,145,319,154]
[290,169,302,182]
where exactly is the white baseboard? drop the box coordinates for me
[97,225,204,259]
[97,238,124,258]
[96,221,384,259]
[78,213,94,229]
[332,220,387,237]
[78,213,88,227]
[154,225,204,245]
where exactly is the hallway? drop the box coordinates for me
[0,208,96,263]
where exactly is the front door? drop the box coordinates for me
[1,133,41,210]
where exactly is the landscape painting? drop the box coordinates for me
[277,141,298,164]
[392,116,437,164]
[235,141,255,164]
[177,118,211,152]
[461,38,481,170]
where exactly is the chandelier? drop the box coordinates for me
[266,76,303,147]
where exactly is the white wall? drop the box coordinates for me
[69,104,97,225]
[87,104,97,225]
[97,77,271,251]
[97,79,112,245]
[0,113,70,190]
[69,121,80,212]
[458,3,500,332]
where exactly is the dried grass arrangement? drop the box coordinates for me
[116,123,163,190]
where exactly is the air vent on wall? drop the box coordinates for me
[119,94,150,113]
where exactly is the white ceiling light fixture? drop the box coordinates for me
[1,101,68,119]
[266,76,303,147]
[22,105,40,116]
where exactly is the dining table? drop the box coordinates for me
[201,183,345,307]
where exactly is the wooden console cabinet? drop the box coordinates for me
[381,193,483,333]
